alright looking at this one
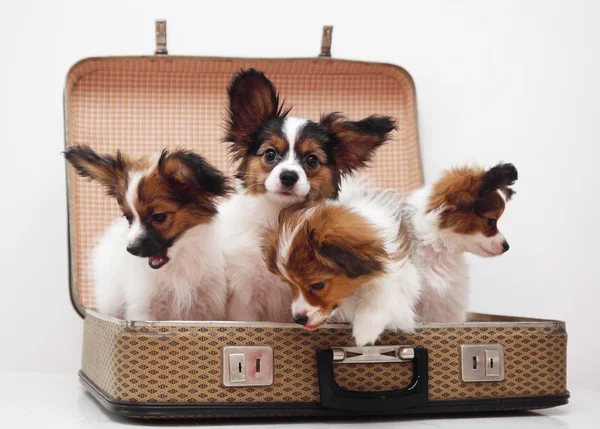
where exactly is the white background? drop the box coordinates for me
[1,0,598,397]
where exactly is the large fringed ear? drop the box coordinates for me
[480,163,518,196]
[317,240,384,279]
[308,207,387,279]
[320,113,396,174]
[224,69,290,161]
[158,149,232,200]
[63,145,130,200]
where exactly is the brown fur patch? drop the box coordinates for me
[294,139,337,201]
[305,168,338,203]
[427,163,517,236]
[426,166,487,214]
[263,204,387,317]
[65,146,231,248]
[238,155,269,195]
[131,150,230,243]
[237,132,288,195]
[133,174,212,243]
[259,134,288,155]
[295,139,328,164]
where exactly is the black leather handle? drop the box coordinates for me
[316,347,429,414]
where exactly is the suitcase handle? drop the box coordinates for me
[316,346,429,413]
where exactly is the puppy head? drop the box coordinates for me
[64,145,231,269]
[225,69,396,205]
[427,162,518,257]
[263,204,386,329]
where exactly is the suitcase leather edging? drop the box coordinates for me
[79,372,570,419]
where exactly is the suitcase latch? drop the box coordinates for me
[331,346,414,364]
[222,346,273,387]
[460,344,505,382]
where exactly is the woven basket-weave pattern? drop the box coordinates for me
[82,314,567,404]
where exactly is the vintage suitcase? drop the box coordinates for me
[65,22,569,419]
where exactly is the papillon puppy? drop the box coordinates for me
[263,179,421,346]
[408,163,518,323]
[65,145,231,321]
[218,69,396,322]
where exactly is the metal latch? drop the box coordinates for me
[222,346,273,387]
[319,26,333,58]
[331,346,415,364]
[460,344,505,382]
[155,20,168,55]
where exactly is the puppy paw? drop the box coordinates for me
[393,313,417,335]
[352,323,384,347]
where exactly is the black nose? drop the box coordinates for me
[127,236,164,257]
[502,241,510,252]
[280,171,299,187]
[293,315,308,326]
[127,243,142,256]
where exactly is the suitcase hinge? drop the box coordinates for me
[319,25,333,58]
[155,19,168,55]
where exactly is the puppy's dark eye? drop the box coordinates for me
[264,149,277,163]
[487,218,496,228]
[152,213,167,223]
[305,154,319,169]
[123,213,133,225]
[310,281,325,291]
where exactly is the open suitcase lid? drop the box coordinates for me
[64,23,423,316]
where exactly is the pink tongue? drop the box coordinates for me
[303,325,319,332]
[148,252,169,269]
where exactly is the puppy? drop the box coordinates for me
[263,179,421,346]
[65,145,231,321]
[218,69,396,322]
[408,163,518,323]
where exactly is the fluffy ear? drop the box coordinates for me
[63,145,130,199]
[455,195,477,213]
[225,69,290,161]
[317,241,384,279]
[158,149,232,199]
[480,163,518,196]
[503,187,516,201]
[320,113,396,174]
[306,220,384,279]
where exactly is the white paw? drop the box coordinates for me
[393,312,417,334]
[352,322,384,347]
